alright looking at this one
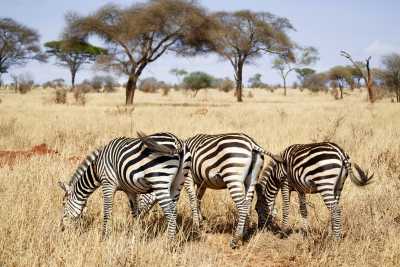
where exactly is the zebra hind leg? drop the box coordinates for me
[327,201,342,240]
[298,192,310,237]
[230,198,249,249]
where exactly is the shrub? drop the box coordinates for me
[54,89,67,104]
[103,75,117,93]
[13,73,34,94]
[183,71,214,92]
[139,77,159,93]
[91,76,103,92]
[304,73,328,93]
[217,78,234,92]
[161,87,170,96]
[73,88,86,105]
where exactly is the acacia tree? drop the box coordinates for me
[328,66,352,99]
[295,67,315,88]
[341,51,375,103]
[0,18,45,81]
[45,39,106,89]
[381,53,400,102]
[69,0,211,105]
[169,68,187,86]
[272,46,319,96]
[208,11,294,102]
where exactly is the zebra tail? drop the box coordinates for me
[253,145,283,162]
[137,131,181,155]
[346,160,374,186]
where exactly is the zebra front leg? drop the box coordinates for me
[298,192,310,235]
[128,193,140,218]
[281,180,290,229]
[102,183,116,239]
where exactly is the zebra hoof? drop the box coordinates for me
[229,239,240,249]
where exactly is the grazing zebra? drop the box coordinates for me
[131,133,280,248]
[58,132,190,241]
[255,142,373,239]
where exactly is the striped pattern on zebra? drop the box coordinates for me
[132,133,280,248]
[58,132,190,241]
[255,142,373,239]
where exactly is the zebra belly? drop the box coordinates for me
[191,170,227,189]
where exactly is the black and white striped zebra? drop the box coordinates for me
[131,133,279,248]
[58,132,190,241]
[255,142,373,239]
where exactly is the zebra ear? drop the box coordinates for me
[58,181,70,193]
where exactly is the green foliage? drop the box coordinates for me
[183,71,214,91]
[304,72,328,93]
[0,18,45,77]
[248,73,265,88]
[381,53,400,102]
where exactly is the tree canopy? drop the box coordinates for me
[68,0,212,105]
[381,53,400,102]
[44,39,106,88]
[0,18,45,78]
[207,10,294,101]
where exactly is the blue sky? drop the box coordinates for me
[1,0,399,85]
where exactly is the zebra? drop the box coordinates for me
[130,133,280,248]
[58,132,190,242]
[255,142,373,239]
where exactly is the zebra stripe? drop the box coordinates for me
[58,132,190,241]
[255,142,373,239]
[134,133,272,248]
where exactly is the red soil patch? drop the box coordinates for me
[0,143,58,168]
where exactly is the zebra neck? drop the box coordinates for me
[67,151,101,216]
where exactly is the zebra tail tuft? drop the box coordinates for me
[137,131,179,155]
[349,162,374,186]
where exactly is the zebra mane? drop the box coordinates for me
[68,147,102,187]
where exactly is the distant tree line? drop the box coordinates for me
[1,0,400,103]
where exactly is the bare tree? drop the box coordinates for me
[207,11,294,102]
[341,51,375,103]
[0,18,46,81]
[272,46,319,96]
[69,1,211,105]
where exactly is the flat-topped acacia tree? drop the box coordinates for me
[207,11,294,102]
[45,39,106,89]
[68,0,211,105]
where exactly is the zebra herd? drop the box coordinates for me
[58,132,373,248]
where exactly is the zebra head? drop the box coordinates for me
[58,181,84,231]
[255,159,286,229]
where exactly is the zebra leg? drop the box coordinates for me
[127,193,140,217]
[138,193,157,215]
[101,182,116,239]
[324,200,342,240]
[225,180,248,248]
[298,192,309,235]
[196,182,207,223]
[157,196,178,242]
[184,177,202,229]
[281,180,290,229]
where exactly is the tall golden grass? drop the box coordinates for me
[0,88,399,266]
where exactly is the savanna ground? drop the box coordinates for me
[0,87,400,266]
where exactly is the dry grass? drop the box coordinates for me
[0,88,399,266]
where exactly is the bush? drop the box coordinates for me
[13,73,34,94]
[183,71,214,92]
[91,76,103,92]
[54,89,67,104]
[139,77,159,93]
[304,73,328,93]
[217,78,234,92]
[103,75,117,93]
[73,88,86,105]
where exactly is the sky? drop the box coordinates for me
[1,0,400,86]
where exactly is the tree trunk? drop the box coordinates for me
[397,88,400,103]
[235,63,243,102]
[283,78,287,96]
[339,85,343,99]
[126,75,138,105]
[71,71,76,90]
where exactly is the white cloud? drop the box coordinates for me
[365,40,400,56]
